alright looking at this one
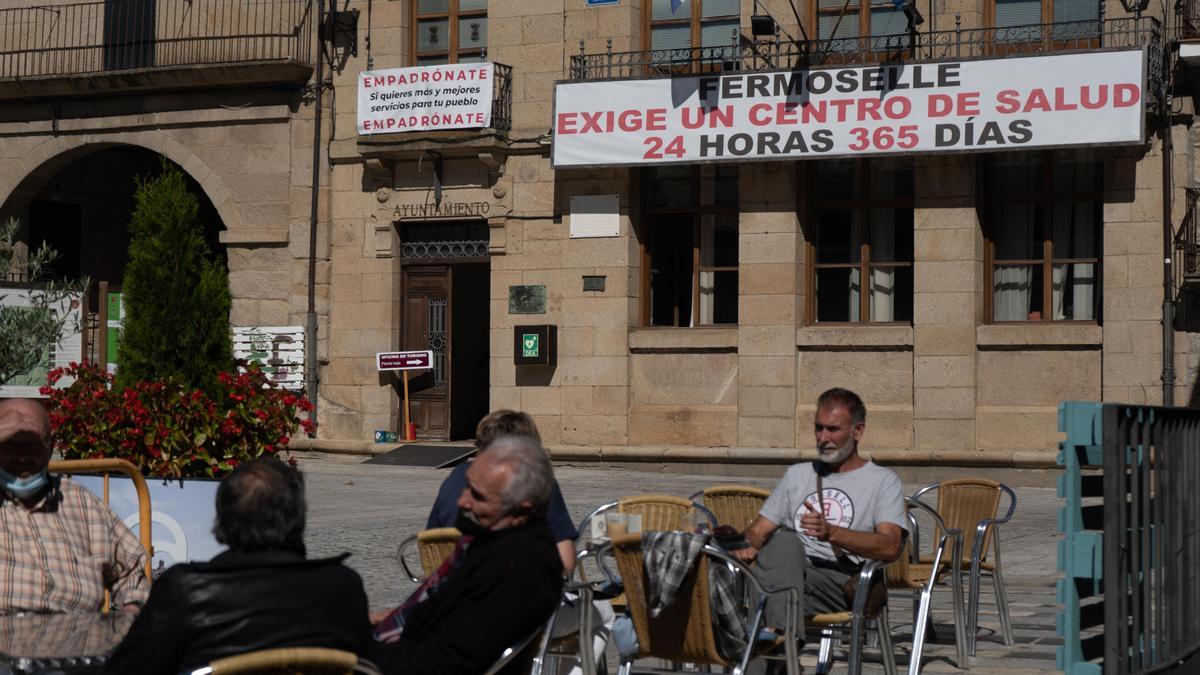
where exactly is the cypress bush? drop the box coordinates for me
[116,161,232,396]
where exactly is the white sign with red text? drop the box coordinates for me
[552,50,1145,167]
[359,63,494,134]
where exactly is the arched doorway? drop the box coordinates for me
[0,145,226,373]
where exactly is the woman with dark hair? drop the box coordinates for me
[105,458,372,674]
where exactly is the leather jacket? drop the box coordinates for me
[104,550,372,675]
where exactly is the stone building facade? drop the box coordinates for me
[1,0,1196,467]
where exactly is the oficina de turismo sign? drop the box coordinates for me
[552,50,1145,167]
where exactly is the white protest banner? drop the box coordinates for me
[359,63,494,134]
[552,50,1146,167]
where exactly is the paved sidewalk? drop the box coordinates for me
[297,451,1063,672]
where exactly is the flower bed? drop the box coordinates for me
[43,362,315,479]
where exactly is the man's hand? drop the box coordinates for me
[369,608,392,626]
[733,546,759,563]
[799,500,832,542]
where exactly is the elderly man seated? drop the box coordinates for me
[372,435,564,674]
[0,398,148,616]
[104,457,372,674]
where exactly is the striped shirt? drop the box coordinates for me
[0,477,149,614]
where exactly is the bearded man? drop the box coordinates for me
[735,388,906,633]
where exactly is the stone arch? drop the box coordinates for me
[0,129,243,233]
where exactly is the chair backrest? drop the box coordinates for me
[416,527,462,577]
[883,508,919,588]
[49,459,153,582]
[618,494,695,532]
[700,484,770,531]
[928,479,1003,562]
[610,532,728,667]
[196,647,376,675]
[481,618,548,675]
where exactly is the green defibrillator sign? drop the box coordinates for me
[522,333,539,358]
[513,325,556,367]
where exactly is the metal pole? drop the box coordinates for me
[305,0,325,432]
[1162,43,1176,407]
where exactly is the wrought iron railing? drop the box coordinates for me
[1058,401,1200,674]
[491,62,513,132]
[570,17,1163,108]
[0,0,313,80]
[1183,0,1200,40]
[1176,187,1200,284]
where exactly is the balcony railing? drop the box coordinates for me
[1183,0,1200,40]
[491,62,512,132]
[1176,187,1200,280]
[0,0,313,80]
[571,17,1162,108]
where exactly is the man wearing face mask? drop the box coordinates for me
[0,398,148,615]
[735,388,906,637]
[371,434,563,674]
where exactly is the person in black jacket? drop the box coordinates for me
[372,435,564,675]
[104,457,372,675]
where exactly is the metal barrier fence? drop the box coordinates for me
[1058,402,1200,674]
[570,17,1163,109]
[0,0,313,79]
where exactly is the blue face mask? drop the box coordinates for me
[0,467,49,501]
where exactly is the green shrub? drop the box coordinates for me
[117,161,232,397]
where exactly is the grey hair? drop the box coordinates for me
[482,434,554,516]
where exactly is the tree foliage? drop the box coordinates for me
[0,217,88,387]
[116,161,232,396]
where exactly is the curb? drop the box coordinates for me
[288,437,1059,469]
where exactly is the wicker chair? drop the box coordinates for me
[911,479,1017,655]
[689,484,771,531]
[885,498,968,675]
[188,647,381,675]
[578,495,715,546]
[395,527,462,582]
[576,495,717,599]
[805,559,899,675]
[608,532,802,675]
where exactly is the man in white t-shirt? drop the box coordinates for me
[736,388,906,631]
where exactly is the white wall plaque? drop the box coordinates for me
[569,194,621,238]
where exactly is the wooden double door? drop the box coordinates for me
[401,262,489,441]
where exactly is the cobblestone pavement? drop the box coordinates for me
[297,451,1064,672]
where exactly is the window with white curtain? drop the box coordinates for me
[413,0,487,65]
[995,0,1099,23]
[647,0,740,54]
[987,152,1101,322]
[815,0,909,44]
[809,159,914,324]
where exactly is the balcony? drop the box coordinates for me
[570,17,1162,109]
[0,0,314,101]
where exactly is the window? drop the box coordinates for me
[412,0,487,66]
[645,0,741,53]
[814,0,909,44]
[989,0,1099,44]
[642,165,739,327]
[992,0,1097,27]
[985,152,1101,322]
[808,159,914,324]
